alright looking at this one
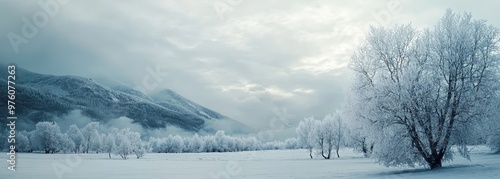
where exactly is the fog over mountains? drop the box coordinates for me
[0,64,250,135]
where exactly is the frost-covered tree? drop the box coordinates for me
[284,137,299,149]
[125,130,145,159]
[33,122,63,153]
[114,128,135,159]
[215,130,230,152]
[262,141,285,150]
[296,117,316,158]
[162,135,184,153]
[349,10,499,169]
[312,119,327,158]
[82,122,100,153]
[67,125,85,153]
[203,135,217,153]
[149,137,166,153]
[59,133,76,153]
[103,133,116,158]
[333,112,346,158]
[238,136,261,151]
[16,131,31,152]
[90,132,103,153]
[134,141,147,159]
[344,95,376,158]
[115,136,131,159]
[27,130,37,152]
[226,137,237,152]
[322,111,345,159]
[187,133,205,153]
[244,137,261,151]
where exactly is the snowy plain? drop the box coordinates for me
[2,146,499,179]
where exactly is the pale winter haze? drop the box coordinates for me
[2,0,500,136]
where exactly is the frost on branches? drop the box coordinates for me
[349,10,499,169]
[296,112,346,159]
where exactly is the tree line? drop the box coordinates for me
[9,121,302,159]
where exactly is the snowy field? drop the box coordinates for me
[2,146,499,179]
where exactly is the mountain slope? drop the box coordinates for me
[0,65,247,133]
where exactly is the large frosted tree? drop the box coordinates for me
[349,10,499,169]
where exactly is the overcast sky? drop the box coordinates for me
[1,0,499,138]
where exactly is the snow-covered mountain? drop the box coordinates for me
[0,65,248,133]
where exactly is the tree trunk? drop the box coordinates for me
[309,148,313,159]
[322,150,328,159]
[322,153,329,159]
[109,152,111,159]
[429,158,442,169]
[362,144,368,157]
[327,148,332,159]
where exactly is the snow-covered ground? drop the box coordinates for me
[2,146,499,179]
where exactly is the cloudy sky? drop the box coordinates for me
[1,0,499,138]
